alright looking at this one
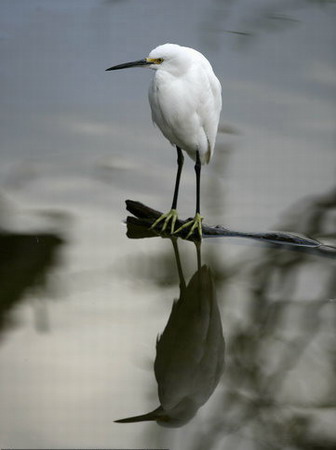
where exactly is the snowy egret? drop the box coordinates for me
[106,43,222,239]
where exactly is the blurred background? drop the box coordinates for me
[0,0,335,448]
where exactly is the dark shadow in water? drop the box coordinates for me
[0,232,64,337]
[115,239,225,427]
[201,0,336,50]
[123,188,336,445]
[188,188,336,449]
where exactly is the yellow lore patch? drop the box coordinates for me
[146,57,163,64]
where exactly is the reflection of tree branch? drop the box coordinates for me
[202,0,336,49]
[189,184,336,449]
[202,0,335,47]
[0,232,64,336]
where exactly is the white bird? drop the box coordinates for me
[106,43,222,239]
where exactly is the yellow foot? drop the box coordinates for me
[174,213,203,240]
[150,209,179,234]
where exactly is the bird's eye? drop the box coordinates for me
[156,58,164,64]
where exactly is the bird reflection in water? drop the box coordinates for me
[115,239,225,427]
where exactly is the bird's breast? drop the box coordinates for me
[149,72,205,157]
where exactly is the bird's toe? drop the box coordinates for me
[151,209,178,234]
[174,213,203,240]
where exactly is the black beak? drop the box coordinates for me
[106,58,151,71]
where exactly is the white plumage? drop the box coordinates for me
[106,43,222,239]
[147,44,222,164]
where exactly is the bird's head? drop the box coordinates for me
[106,43,196,75]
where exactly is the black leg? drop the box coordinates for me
[168,149,203,239]
[150,146,183,233]
[171,146,184,210]
[171,237,186,291]
[195,240,202,271]
[195,151,201,215]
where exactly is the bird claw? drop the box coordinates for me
[174,213,203,240]
[150,209,178,234]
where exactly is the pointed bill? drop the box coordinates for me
[106,58,151,71]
